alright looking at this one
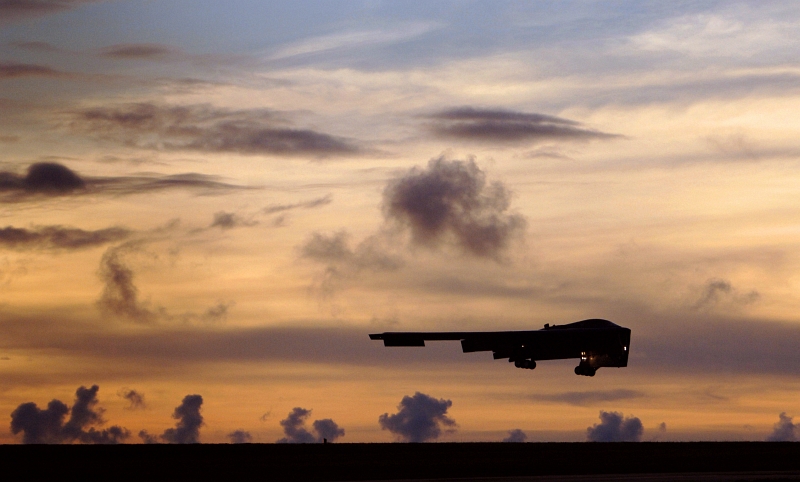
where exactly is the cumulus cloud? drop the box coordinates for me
[693,278,760,310]
[502,429,527,443]
[586,411,643,442]
[383,156,525,258]
[276,407,344,443]
[312,419,345,443]
[766,412,797,442]
[118,388,146,410]
[0,62,66,79]
[378,392,456,443]
[426,107,617,143]
[71,103,360,157]
[0,225,130,250]
[530,389,645,406]
[228,430,252,444]
[161,394,204,444]
[0,162,248,203]
[101,43,176,59]
[10,385,130,444]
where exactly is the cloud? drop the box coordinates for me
[378,392,456,443]
[227,430,252,444]
[96,243,232,324]
[100,43,176,59]
[10,384,130,444]
[766,413,797,442]
[382,156,526,258]
[209,211,257,230]
[96,243,159,324]
[530,389,645,406]
[71,103,360,157]
[0,62,66,79]
[276,407,344,443]
[0,225,130,250]
[262,194,332,214]
[118,388,146,410]
[692,278,760,310]
[0,0,99,21]
[161,394,203,444]
[502,429,527,443]
[425,107,617,143]
[0,162,249,203]
[312,419,345,443]
[586,411,643,442]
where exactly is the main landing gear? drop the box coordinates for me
[513,359,536,370]
[574,363,596,377]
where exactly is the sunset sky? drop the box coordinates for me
[1,0,799,443]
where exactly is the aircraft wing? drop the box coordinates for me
[369,318,631,376]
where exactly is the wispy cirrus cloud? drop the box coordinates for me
[0,0,100,22]
[100,43,177,60]
[0,61,67,79]
[0,163,250,203]
[425,107,618,143]
[71,103,361,157]
[0,225,130,250]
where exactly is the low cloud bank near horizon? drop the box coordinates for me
[586,411,643,442]
[10,385,130,444]
[379,392,456,443]
[139,394,204,444]
[766,412,797,442]
[276,407,344,443]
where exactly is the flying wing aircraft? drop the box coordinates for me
[369,318,630,376]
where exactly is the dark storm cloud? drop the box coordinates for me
[228,430,252,444]
[0,162,249,203]
[118,388,146,410]
[262,194,332,214]
[692,278,760,310]
[586,411,643,442]
[766,413,797,442]
[0,0,98,21]
[161,394,203,444]
[276,408,344,443]
[301,231,402,271]
[383,156,525,258]
[426,107,617,143]
[10,385,130,444]
[378,392,456,443]
[530,389,645,406]
[101,43,176,59]
[502,429,527,443]
[0,62,65,79]
[72,103,360,157]
[0,225,130,250]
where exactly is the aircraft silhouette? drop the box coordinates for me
[370,318,630,376]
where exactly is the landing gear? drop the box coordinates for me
[513,359,536,370]
[574,364,596,377]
